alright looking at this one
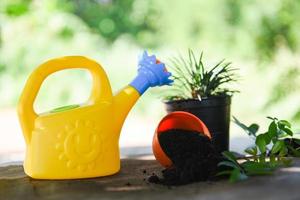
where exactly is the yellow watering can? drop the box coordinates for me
[18,51,173,179]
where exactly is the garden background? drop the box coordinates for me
[1,0,300,161]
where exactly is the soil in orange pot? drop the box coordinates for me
[148,129,220,185]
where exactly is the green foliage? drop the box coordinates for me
[224,0,242,26]
[218,151,275,183]
[220,117,299,183]
[254,0,300,123]
[1,0,300,122]
[0,0,158,108]
[264,67,300,121]
[255,0,300,60]
[4,0,31,17]
[58,0,158,46]
[265,66,300,107]
[165,49,239,100]
[0,0,108,108]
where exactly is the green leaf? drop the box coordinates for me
[242,161,275,173]
[278,120,291,128]
[256,134,267,153]
[246,171,274,175]
[245,146,257,156]
[218,161,239,169]
[277,131,288,138]
[216,170,233,176]
[232,116,258,137]
[243,161,275,175]
[259,154,266,163]
[248,124,259,136]
[263,133,272,144]
[229,169,248,183]
[269,154,276,166]
[267,116,277,120]
[222,151,239,165]
[283,127,293,136]
[232,116,251,131]
[279,146,288,157]
[271,140,285,154]
[268,121,277,138]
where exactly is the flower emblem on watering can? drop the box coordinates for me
[55,119,102,172]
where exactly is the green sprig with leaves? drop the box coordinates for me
[218,116,300,182]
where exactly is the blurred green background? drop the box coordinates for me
[1,0,300,131]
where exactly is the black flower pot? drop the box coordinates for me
[164,96,231,153]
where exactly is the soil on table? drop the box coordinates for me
[148,129,221,186]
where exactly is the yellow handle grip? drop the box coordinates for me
[18,56,113,144]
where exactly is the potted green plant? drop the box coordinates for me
[164,49,239,153]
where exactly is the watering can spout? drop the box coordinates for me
[113,51,173,134]
[113,86,140,133]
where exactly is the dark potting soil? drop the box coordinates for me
[148,129,220,186]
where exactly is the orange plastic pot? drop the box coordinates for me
[152,111,211,168]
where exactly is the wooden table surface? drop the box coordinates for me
[1,158,300,200]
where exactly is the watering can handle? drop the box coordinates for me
[18,56,113,144]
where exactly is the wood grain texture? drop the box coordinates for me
[0,159,300,200]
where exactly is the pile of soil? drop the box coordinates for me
[148,129,220,186]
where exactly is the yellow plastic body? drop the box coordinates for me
[18,56,140,179]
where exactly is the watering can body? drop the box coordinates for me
[18,53,172,179]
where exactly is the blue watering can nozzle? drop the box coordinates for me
[130,51,173,95]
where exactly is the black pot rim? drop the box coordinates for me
[164,95,232,108]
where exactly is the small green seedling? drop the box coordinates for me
[219,117,299,182]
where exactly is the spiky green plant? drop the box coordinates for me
[165,49,239,100]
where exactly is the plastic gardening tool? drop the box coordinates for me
[18,51,172,179]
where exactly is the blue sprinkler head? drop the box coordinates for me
[130,51,173,94]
